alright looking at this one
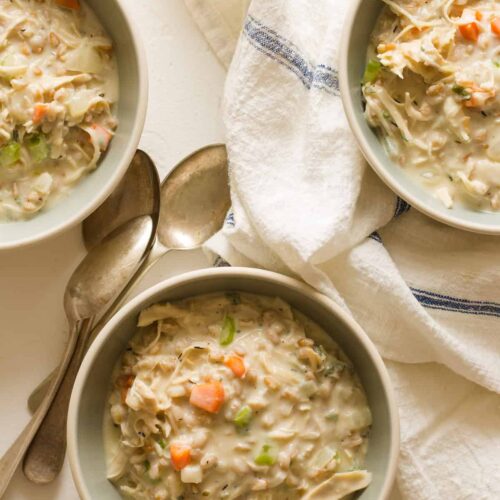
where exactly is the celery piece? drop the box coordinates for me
[26,133,49,163]
[0,142,20,167]
[234,405,252,429]
[219,315,236,346]
[363,59,382,84]
[254,444,276,466]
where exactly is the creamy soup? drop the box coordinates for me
[0,0,118,221]
[104,292,373,500]
[363,0,499,210]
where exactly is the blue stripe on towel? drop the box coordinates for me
[243,16,340,95]
[225,211,235,228]
[394,197,411,217]
[411,287,500,318]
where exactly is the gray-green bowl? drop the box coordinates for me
[340,0,500,234]
[68,268,399,500]
[0,0,148,250]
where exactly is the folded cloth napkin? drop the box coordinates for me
[184,1,500,498]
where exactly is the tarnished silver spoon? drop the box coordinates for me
[22,144,230,484]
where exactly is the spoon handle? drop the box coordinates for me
[0,320,84,497]
[22,318,94,484]
[26,244,169,416]
[89,241,167,337]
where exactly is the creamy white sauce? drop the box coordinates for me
[104,292,373,500]
[363,0,500,211]
[0,0,118,221]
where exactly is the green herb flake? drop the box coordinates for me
[157,438,167,449]
[144,460,151,472]
[363,59,382,84]
[452,84,471,100]
[219,315,236,346]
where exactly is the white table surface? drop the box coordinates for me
[0,1,402,498]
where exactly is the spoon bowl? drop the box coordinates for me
[83,151,160,251]
[159,144,230,249]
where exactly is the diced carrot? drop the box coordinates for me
[55,0,80,10]
[170,443,191,471]
[224,355,246,378]
[491,17,500,37]
[90,124,113,151]
[117,375,134,403]
[459,22,480,42]
[189,381,225,414]
[33,104,48,124]
[475,11,482,21]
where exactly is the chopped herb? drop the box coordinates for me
[493,61,500,68]
[452,84,471,100]
[363,59,382,84]
[219,315,236,346]
[324,360,347,378]
[144,460,150,471]
[480,111,488,117]
[158,437,167,449]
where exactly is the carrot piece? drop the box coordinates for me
[33,104,48,124]
[189,381,225,414]
[224,355,246,378]
[55,0,80,10]
[459,22,480,42]
[475,11,482,21]
[491,17,500,37]
[117,374,134,403]
[170,443,191,471]
[90,124,113,151]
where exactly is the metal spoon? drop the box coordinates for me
[22,144,230,484]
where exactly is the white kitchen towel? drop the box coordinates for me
[184,1,500,499]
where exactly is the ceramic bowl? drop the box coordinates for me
[340,0,500,234]
[68,267,399,500]
[0,0,148,250]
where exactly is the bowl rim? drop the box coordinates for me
[339,0,500,235]
[68,267,400,500]
[0,0,149,251]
